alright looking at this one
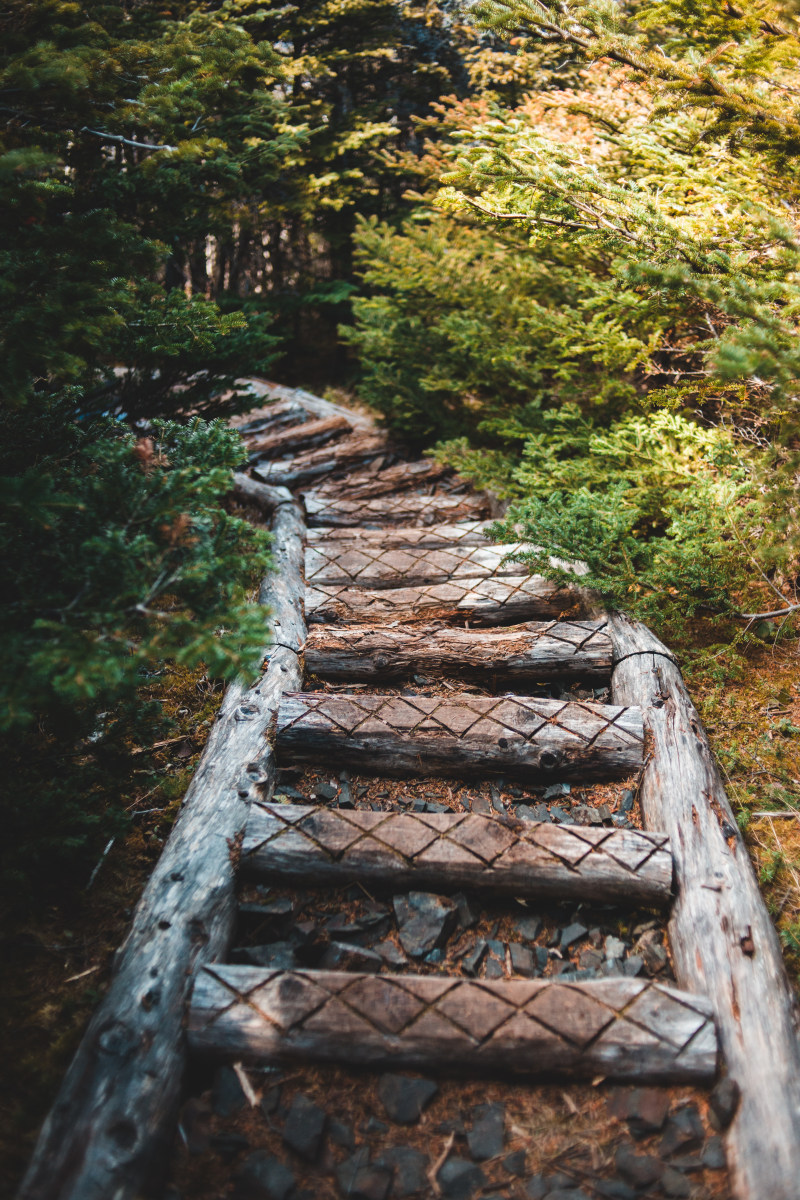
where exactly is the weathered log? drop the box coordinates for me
[18,502,308,1200]
[253,434,390,488]
[244,378,375,433]
[188,967,717,1083]
[306,574,584,626]
[242,803,672,905]
[232,472,293,516]
[276,692,643,782]
[247,414,351,459]
[314,457,453,501]
[305,541,528,590]
[307,521,492,550]
[230,397,308,435]
[304,620,612,683]
[610,613,800,1200]
[304,490,488,528]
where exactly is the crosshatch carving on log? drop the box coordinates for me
[304,620,613,682]
[275,692,644,781]
[306,521,493,550]
[305,574,584,625]
[303,490,488,527]
[241,803,672,905]
[188,966,718,1083]
[305,541,528,590]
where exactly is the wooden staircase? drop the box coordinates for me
[19,382,800,1200]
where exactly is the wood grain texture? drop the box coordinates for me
[18,503,308,1200]
[252,434,389,488]
[188,966,717,1083]
[242,803,672,905]
[304,490,488,528]
[276,692,644,782]
[314,457,452,501]
[610,612,800,1200]
[247,413,351,459]
[304,620,612,683]
[230,397,308,435]
[244,378,375,433]
[305,541,527,590]
[232,472,294,515]
[306,574,584,626]
[306,521,492,550]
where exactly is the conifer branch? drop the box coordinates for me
[81,127,177,152]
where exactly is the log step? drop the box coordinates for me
[248,414,352,460]
[276,693,644,781]
[253,434,389,488]
[305,541,527,590]
[305,620,613,683]
[188,966,718,1083]
[307,521,492,549]
[242,803,672,905]
[306,574,582,625]
[314,458,453,501]
[231,396,309,435]
[304,491,488,528]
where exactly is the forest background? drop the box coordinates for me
[2,0,800,1187]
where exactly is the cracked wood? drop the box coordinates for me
[275,692,644,781]
[242,803,672,905]
[188,967,717,1083]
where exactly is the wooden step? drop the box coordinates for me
[305,541,528,590]
[253,433,389,488]
[306,574,581,625]
[304,491,487,528]
[188,966,717,1083]
[305,620,613,683]
[314,458,453,501]
[276,693,644,781]
[307,521,492,550]
[248,414,352,459]
[231,396,309,435]
[242,803,672,905]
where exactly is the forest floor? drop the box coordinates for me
[1,506,798,1198]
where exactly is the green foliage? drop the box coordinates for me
[0,400,270,731]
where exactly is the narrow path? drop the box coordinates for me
[20,384,800,1200]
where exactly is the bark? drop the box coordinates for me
[188,967,717,1084]
[610,612,800,1200]
[247,414,351,460]
[18,503,307,1200]
[304,620,612,683]
[242,802,672,906]
[306,522,492,550]
[314,458,452,501]
[304,491,488,528]
[253,434,389,489]
[276,692,644,782]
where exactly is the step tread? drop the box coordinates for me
[188,965,717,1083]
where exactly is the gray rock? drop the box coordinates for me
[378,1074,438,1124]
[376,1146,428,1197]
[338,779,354,808]
[572,804,602,826]
[336,1149,391,1200]
[702,1136,726,1169]
[620,789,635,813]
[470,794,493,815]
[396,892,458,958]
[462,940,488,976]
[621,955,644,977]
[211,1132,250,1161]
[607,1086,669,1138]
[661,1167,691,1197]
[211,1065,247,1117]
[483,956,504,979]
[273,786,305,800]
[235,1152,295,1200]
[659,1105,704,1156]
[282,1093,326,1161]
[467,1102,505,1161]
[425,801,450,813]
[615,1147,663,1187]
[525,1176,548,1200]
[509,942,538,977]
[502,1149,526,1177]
[534,946,549,970]
[318,941,382,972]
[243,942,297,970]
[362,1117,389,1136]
[549,805,574,824]
[328,1119,355,1150]
[593,1182,635,1200]
[578,948,603,971]
[560,922,588,949]
[513,914,543,940]
[515,804,539,821]
[544,1190,590,1200]
[314,781,338,800]
[376,939,407,966]
[453,892,480,929]
[709,1076,740,1130]
[544,783,571,799]
[437,1156,485,1199]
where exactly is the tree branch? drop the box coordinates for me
[81,127,176,152]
